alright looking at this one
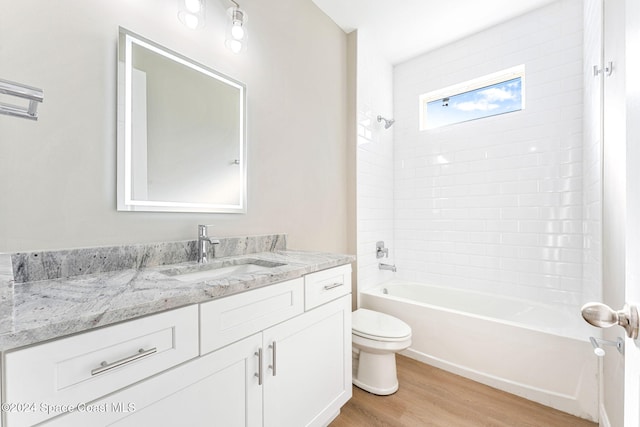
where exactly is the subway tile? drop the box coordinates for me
[500,180,538,195]
[518,220,560,234]
[560,191,583,206]
[467,231,501,243]
[539,206,583,220]
[501,207,540,220]
[485,220,519,232]
[560,163,582,178]
[518,192,561,207]
[538,233,583,249]
[500,232,540,246]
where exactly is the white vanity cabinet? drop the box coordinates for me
[2,264,352,427]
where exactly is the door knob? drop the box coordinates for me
[581,302,639,339]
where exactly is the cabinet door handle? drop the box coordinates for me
[323,282,343,290]
[269,341,277,376]
[255,348,263,385]
[91,347,157,376]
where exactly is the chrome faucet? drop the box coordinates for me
[198,224,220,263]
[379,263,397,272]
[376,241,389,259]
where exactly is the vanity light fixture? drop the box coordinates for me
[177,0,205,30]
[225,0,248,54]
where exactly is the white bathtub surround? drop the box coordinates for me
[392,0,593,320]
[360,281,598,421]
[355,29,396,295]
[582,0,604,307]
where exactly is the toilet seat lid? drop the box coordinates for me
[352,309,412,340]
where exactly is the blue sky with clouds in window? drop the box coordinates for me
[426,77,523,129]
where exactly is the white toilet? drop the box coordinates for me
[351,308,412,395]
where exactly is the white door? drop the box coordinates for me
[623,0,640,424]
[584,1,640,426]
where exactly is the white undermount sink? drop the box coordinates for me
[160,259,286,282]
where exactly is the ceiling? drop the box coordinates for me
[311,0,559,65]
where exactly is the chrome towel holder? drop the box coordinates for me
[0,78,44,121]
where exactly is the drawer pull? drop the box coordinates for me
[323,282,344,291]
[91,347,157,376]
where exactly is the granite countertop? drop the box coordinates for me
[0,249,354,352]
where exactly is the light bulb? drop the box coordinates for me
[227,39,242,54]
[184,0,202,13]
[231,23,245,40]
[183,13,199,29]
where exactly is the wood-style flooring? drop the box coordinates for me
[330,355,597,427]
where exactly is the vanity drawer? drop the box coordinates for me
[200,278,304,355]
[304,264,352,310]
[4,305,199,427]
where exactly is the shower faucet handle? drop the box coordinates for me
[376,241,389,259]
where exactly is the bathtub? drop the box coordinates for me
[359,280,598,421]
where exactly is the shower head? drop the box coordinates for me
[377,115,395,129]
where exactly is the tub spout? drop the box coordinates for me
[379,263,396,272]
[589,336,624,356]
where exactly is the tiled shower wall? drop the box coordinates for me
[391,0,590,310]
[356,30,396,294]
[582,0,603,305]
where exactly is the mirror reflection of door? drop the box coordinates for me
[131,42,241,205]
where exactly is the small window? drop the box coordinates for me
[419,65,525,130]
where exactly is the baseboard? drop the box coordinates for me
[599,403,611,427]
[321,410,341,427]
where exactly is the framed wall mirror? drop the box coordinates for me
[117,28,247,213]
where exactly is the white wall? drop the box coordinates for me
[0,0,350,253]
[355,30,395,297]
[392,0,589,312]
